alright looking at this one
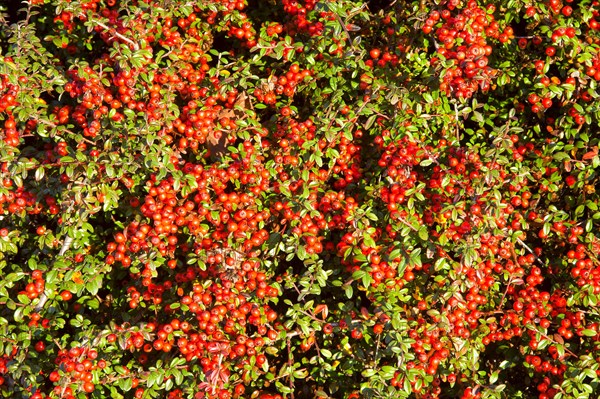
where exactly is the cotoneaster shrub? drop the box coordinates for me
[1,0,600,398]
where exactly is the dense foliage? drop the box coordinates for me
[1,0,600,398]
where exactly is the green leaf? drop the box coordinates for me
[361,368,376,377]
[418,226,428,241]
[344,284,353,299]
[389,248,402,261]
[147,371,162,388]
[293,369,308,379]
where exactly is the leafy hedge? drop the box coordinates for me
[1,0,600,398]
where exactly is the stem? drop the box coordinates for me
[526,325,578,358]
[333,13,353,50]
[297,308,325,324]
[90,19,139,50]
[374,331,381,363]
[497,274,514,311]
[453,102,461,143]
[285,319,364,338]
[34,234,74,312]
[59,235,74,256]
[516,237,545,266]
[287,338,295,399]
[397,216,419,232]
[35,118,96,145]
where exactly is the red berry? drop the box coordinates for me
[60,290,73,301]
[83,382,95,393]
[34,341,45,352]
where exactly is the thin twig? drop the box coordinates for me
[91,19,139,50]
[453,102,461,143]
[34,235,74,312]
[516,237,545,266]
[285,319,364,338]
[35,118,96,145]
[525,325,578,358]
[287,338,295,399]
[397,216,419,232]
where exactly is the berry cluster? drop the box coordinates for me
[590,1,600,30]
[253,64,312,104]
[226,17,257,48]
[3,0,600,398]
[0,70,21,146]
[49,347,102,397]
[424,1,509,97]
[0,180,48,216]
[22,270,46,301]
[0,352,17,390]
[98,151,285,396]
[280,0,324,36]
